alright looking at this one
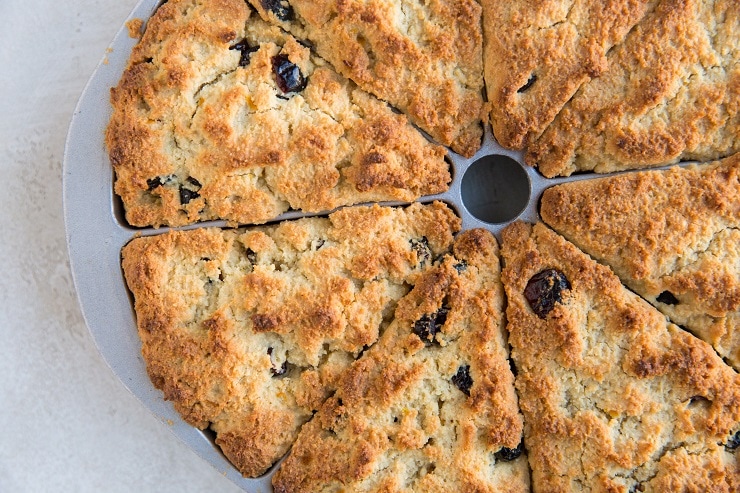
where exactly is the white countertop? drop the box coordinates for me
[0,1,243,491]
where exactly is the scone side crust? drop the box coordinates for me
[501,222,740,492]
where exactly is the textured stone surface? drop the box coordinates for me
[0,1,241,491]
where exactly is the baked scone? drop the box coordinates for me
[107,0,450,227]
[482,0,656,149]
[541,154,740,371]
[527,0,740,177]
[121,202,460,477]
[248,0,484,157]
[273,229,528,493]
[501,221,740,493]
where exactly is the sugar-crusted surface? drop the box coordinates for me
[248,0,484,157]
[501,222,740,493]
[272,229,528,493]
[107,0,449,227]
[541,154,740,371]
[121,202,460,477]
[482,0,656,150]
[527,0,740,177]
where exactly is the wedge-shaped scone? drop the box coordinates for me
[501,222,740,493]
[482,0,657,149]
[248,0,484,157]
[527,0,740,177]
[273,229,528,492]
[121,202,460,476]
[107,0,449,227]
[541,154,740,371]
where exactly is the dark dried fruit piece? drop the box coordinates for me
[656,290,679,305]
[261,0,294,21]
[412,307,448,345]
[272,54,307,94]
[246,248,257,264]
[451,365,472,396]
[410,237,431,266]
[229,39,259,67]
[524,268,570,318]
[267,347,288,377]
[453,260,467,273]
[179,177,202,205]
[517,74,537,93]
[146,174,175,190]
[727,430,740,450]
[495,442,522,461]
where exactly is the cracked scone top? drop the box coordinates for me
[107,0,449,227]
[541,153,740,371]
[273,229,529,493]
[121,202,461,477]
[248,0,485,157]
[501,222,740,493]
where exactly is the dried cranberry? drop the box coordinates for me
[261,0,294,21]
[451,365,472,396]
[272,54,307,94]
[656,291,679,305]
[230,39,259,67]
[495,442,523,461]
[524,269,570,318]
[413,307,448,345]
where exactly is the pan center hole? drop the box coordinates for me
[461,154,530,224]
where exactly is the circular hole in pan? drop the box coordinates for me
[461,154,531,224]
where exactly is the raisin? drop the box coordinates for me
[453,260,467,273]
[727,430,740,450]
[410,237,431,266]
[656,291,679,305]
[179,177,202,205]
[517,74,537,93]
[495,442,523,461]
[272,54,307,93]
[246,248,257,264]
[413,307,448,345]
[524,269,570,318]
[261,0,294,21]
[267,347,288,377]
[146,174,175,190]
[230,39,259,67]
[451,365,472,396]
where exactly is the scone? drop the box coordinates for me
[121,202,460,476]
[501,222,740,492]
[527,0,740,177]
[541,154,740,370]
[273,229,528,493]
[248,0,484,157]
[482,0,656,149]
[107,0,450,227]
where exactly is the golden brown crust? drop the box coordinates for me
[527,0,740,177]
[107,0,450,227]
[482,0,656,149]
[273,229,529,493]
[501,222,740,493]
[121,202,461,476]
[248,0,484,157]
[541,154,740,370]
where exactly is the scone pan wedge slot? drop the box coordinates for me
[63,0,726,491]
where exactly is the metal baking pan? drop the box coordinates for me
[62,0,691,490]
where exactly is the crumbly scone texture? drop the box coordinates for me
[121,202,461,477]
[501,222,740,493]
[526,0,740,177]
[482,0,656,150]
[107,0,450,227]
[541,154,740,371]
[248,0,484,157]
[273,229,529,493]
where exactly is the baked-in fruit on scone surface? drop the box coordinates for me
[247,0,484,157]
[526,0,740,177]
[501,222,740,493]
[107,0,449,227]
[482,0,657,149]
[541,153,740,371]
[273,229,528,492]
[121,202,460,477]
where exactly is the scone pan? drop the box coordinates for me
[63,0,700,491]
